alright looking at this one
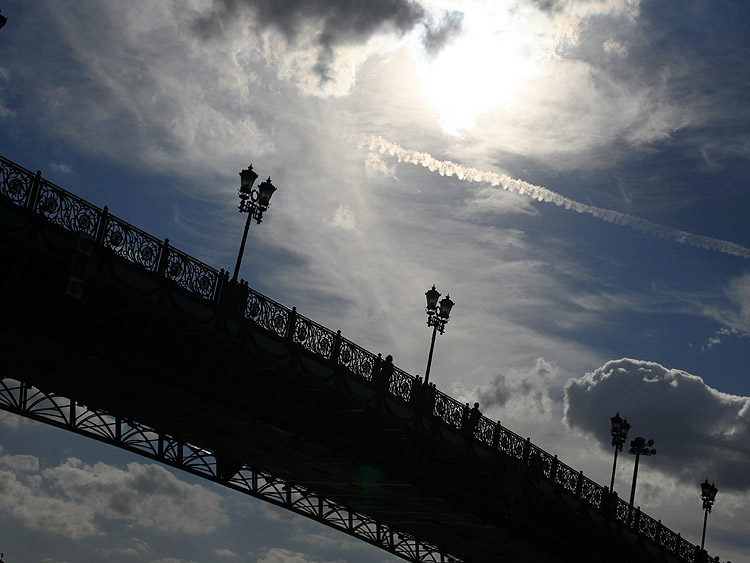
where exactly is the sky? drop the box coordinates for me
[0,0,749,561]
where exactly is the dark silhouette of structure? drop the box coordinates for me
[628,436,657,523]
[700,479,718,560]
[0,155,726,563]
[609,412,631,493]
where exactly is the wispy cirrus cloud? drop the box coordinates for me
[365,136,750,259]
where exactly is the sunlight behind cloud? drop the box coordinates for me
[413,6,543,135]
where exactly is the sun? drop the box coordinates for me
[413,7,543,135]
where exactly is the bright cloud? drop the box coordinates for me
[565,358,750,490]
[0,456,229,539]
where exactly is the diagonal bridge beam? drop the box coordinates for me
[0,376,462,563]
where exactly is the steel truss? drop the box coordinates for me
[0,377,462,563]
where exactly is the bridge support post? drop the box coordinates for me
[27,169,42,210]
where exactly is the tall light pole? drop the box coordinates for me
[609,412,631,493]
[423,285,454,385]
[628,436,656,522]
[232,165,277,283]
[700,479,718,556]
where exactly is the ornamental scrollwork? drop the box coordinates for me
[244,291,290,338]
[164,248,219,299]
[35,180,100,237]
[336,339,375,380]
[293,316,335,360]
[103,217,161,272]
[0,157,34,205]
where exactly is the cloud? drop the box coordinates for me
[421,10,464,55]
[325,204,356,230]
[257,547,334,563]
[0,456,229,539]
[215,548,240,558]
[0,454,39,473]
[458,357,558,422]
[366,136,750,259]
[564,358,750,491]
[189,0,426,94]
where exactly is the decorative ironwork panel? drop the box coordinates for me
[245,290,290,337]
[76,411,120,442]
[660,527,679,553]
[103,215,162,271]
[637,513,660,542]
[293,315,335,359]
[433,391,463,428]
[679,538,697,562]
[556,462,579,494]
[496,428,526,461]
[615,497,631,524]
[35,179,101,237]
[0,156,35,205]
[388,367,412,402]
[164,246,219,299]
[337,339,376,381]
[579,476,604,508]
[473,416,495,446]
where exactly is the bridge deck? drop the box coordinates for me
[0,156,714,563]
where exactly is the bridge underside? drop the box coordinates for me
[0,197,677,563]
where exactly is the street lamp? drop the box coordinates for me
[609,412,631,493]
[423,285,454,385]
[231,165,277,282]
[700,479,718,555]
[628,436,656,522]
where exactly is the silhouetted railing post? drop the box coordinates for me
[157,238,171,276]
[286,307,298,342]
[523,438,531,464]
[27,169,42,210]
[213,268,227,303]
[550,455,559,481]
[330,330,342,365]
[492,420,502,449]
[95,205,109,244]
[576,470,584,497]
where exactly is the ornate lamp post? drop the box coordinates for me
[628,436,656,522]
[609,412,631,493]
[700,479,718,555]
[423,285,454,385]
[232,165,277,282]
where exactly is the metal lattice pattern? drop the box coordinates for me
[0,378,461,563]
[0,154,717,562]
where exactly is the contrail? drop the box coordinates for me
[365,135,750,259]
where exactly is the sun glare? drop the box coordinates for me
[414,8,542,135]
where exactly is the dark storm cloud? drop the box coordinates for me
[191,0,426,87]
[565,359,750,491]
[422,10,464,56]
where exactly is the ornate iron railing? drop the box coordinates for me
[0,154,719,563]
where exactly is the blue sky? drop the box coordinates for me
[1,1,749,561]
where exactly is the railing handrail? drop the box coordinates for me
[0,154,717,563]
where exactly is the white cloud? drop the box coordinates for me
[0,457,229,540]
[0,454,39,473]
[460,357,558,422]
[564,358,750,490]
[256,547,346,563]
[326,204,357,231]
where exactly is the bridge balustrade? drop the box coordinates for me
[0,154,720,563]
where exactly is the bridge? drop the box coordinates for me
[0,155,721,563]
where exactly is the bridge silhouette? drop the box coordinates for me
[0,155,722,563]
